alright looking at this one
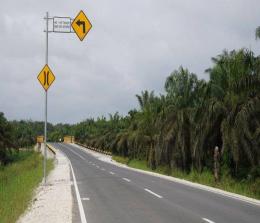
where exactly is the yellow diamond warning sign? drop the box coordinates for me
[72,10,92,41]
[37,64,55,91]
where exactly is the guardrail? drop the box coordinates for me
[46,143,57,155]
[75,142,112,156]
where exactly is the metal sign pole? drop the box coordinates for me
[38,10,91,185]
[44,11,49,185]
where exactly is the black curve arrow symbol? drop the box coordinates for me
[76,20,86,33]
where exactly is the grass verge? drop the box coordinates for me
[112,155,260,200]
[0,151,54,223]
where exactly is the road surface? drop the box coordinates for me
[51,143,260,223]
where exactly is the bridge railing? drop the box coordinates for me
[74,142,112,156]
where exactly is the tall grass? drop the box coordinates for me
[113,156,260,200]
[0,151,54,223]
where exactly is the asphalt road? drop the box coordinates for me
[51,143,260,223]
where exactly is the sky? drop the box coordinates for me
[0,0,260,124]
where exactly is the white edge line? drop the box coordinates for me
[58,148,87,223]
[202,218,215,223]
[144,188,163,198]
[122,178,131,182]
[69,159,87,223]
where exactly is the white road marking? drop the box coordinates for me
[66,146,86,160]
[58,146,87,222]
[144,188,163,198]
[81,197,90,201]
[122,178,131,182]
[71,143,260,206]
[68,159,87,223]
[109,171,115,175]
[101,168,106,171]
[202,218,215,223]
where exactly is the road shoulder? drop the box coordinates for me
[17,150,72,223]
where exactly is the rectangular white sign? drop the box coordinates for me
[53,17,71,33]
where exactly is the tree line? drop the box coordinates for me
[1,32,259,182]
[1,48,259,181]
[0,115,71,165]
[72,48,260,181]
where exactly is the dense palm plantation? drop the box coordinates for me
[72,48,260,182]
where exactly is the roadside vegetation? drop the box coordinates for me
[72,47,260,199]
[113,156,260,199]
[0,151,54,223]
[0,113,54,222]
[0,111,71,166]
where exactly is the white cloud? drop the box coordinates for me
[0,0,260,123]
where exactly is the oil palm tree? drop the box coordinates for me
[206,49,260,175]
[162,66,199,171]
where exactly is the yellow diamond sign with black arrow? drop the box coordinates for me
[37,64,55,91]
[72,10,92,41]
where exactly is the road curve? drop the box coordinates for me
[51,143,260,223]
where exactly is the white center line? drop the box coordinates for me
[101,168,106,171]
[144,188,163,198]
[122,178,131,182]
[109,171,115,175]
[96,165,100,168]
[66,146,86,160]
[81,197,90,201]
[202,218,215,223]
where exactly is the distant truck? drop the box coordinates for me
[63,136,75,143]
